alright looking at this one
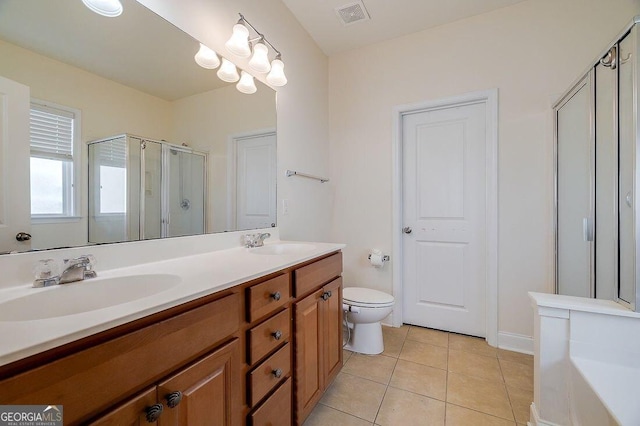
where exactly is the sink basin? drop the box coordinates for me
[250,243,316,255]
[0,274,180,321]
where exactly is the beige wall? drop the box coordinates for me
[328,0,640,342]
[139,0,332,242]
[0,39,173,249]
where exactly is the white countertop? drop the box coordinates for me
[0,240,345,367]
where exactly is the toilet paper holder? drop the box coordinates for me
[367,253,390,262]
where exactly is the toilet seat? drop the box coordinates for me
[343,287,394,308]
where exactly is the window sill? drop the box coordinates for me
[32,216,82,224]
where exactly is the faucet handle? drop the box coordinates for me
[33,259,59,280]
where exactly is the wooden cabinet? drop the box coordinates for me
[293,269,343,424]
[0,250,343,426]
[0,293,241,425]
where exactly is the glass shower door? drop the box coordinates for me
[163,146,205,238]
[556,73,594,298]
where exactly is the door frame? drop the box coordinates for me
[226,128,277,230]
[391,89,499,347]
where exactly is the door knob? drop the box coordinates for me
[402,227,412,234]
[16,232,31,242]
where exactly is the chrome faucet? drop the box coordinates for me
[243,233,271,248]
[33,255,97,288]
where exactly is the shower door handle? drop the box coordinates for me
[583,217,593,242]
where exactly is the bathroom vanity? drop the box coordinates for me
[0,243,344,425]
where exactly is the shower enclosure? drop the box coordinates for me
[88,134,206,244]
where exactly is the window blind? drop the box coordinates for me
[97,137,127,168]
[30,104,74,161]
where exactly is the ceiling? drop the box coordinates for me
[281,0,526,55]
[0,0,231,101]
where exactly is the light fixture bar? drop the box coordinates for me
[238,13,281,58]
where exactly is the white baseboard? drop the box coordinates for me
[530,403,563,426]
[498,331,534,354]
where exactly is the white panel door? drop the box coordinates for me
[402,102,487,337]
[236,132,276,230]
[0,76,31,253]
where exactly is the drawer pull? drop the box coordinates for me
[145,403,163,423]
[271,291,281,301]
[272,330,282,340]
[272,368,283,378]
[165,390,183,408]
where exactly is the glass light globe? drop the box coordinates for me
[266,58,287,86]
[217,58,240,83]
[81,0,123,17]
[236,71,257,94]
[225,23,251,57]
[248,42,271,73]
[194,44,220,69]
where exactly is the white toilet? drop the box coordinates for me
[342,287,394,355]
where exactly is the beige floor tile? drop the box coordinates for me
[320,373,386,422]
[445,404,515,426]
[500,359,533,391]
[449,334,497,358]
[446,373,514,421]
[507,385,533,424]
[342,353,397,384]
[304,403,373,426]
[399,340,448,370]
[344,349,353,364]
[406,326,449,348]
[389,359,447,401]
[498,349,533,368]
[381,325,409,358]
[448,349,503,383]
[376,387,445,426]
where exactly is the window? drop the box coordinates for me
[29,101,80,219]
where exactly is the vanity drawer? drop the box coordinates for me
[248,308,290,364]
[294,252,342,297]
[247,273,290,323]
[249,378,292,426]
[248,342,290,406]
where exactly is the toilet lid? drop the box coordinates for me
[343,287,394,307]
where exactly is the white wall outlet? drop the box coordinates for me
[282,199,289,215]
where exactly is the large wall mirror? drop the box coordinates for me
[0,0,277,254]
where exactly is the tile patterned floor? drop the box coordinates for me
[304,325,533,426]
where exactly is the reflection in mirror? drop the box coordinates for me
[0,0,277,254]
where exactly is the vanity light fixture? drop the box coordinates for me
[81,0,123,17]
[225,13,288,87]
[217,58,240,83]
[194,43,220,69]
[236,71,257,94]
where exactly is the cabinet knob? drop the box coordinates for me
[327,290,332,298]
[272,330,282,340]
[272,368,283,378]
[271,291,281,301]
[321,292,329,301]
[165,390,183,408]
[145,403,163,423]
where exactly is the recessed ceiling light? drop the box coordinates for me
[82,0,123,18]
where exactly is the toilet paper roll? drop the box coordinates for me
[369,250,384,267]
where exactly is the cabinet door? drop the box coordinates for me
[157,339,240,426]
[323,277,343,385]
[293,290,323,424]
[89,388,159,426]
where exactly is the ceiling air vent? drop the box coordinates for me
[335,1,370,26]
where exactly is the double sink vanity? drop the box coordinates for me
[0,239,345,425]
